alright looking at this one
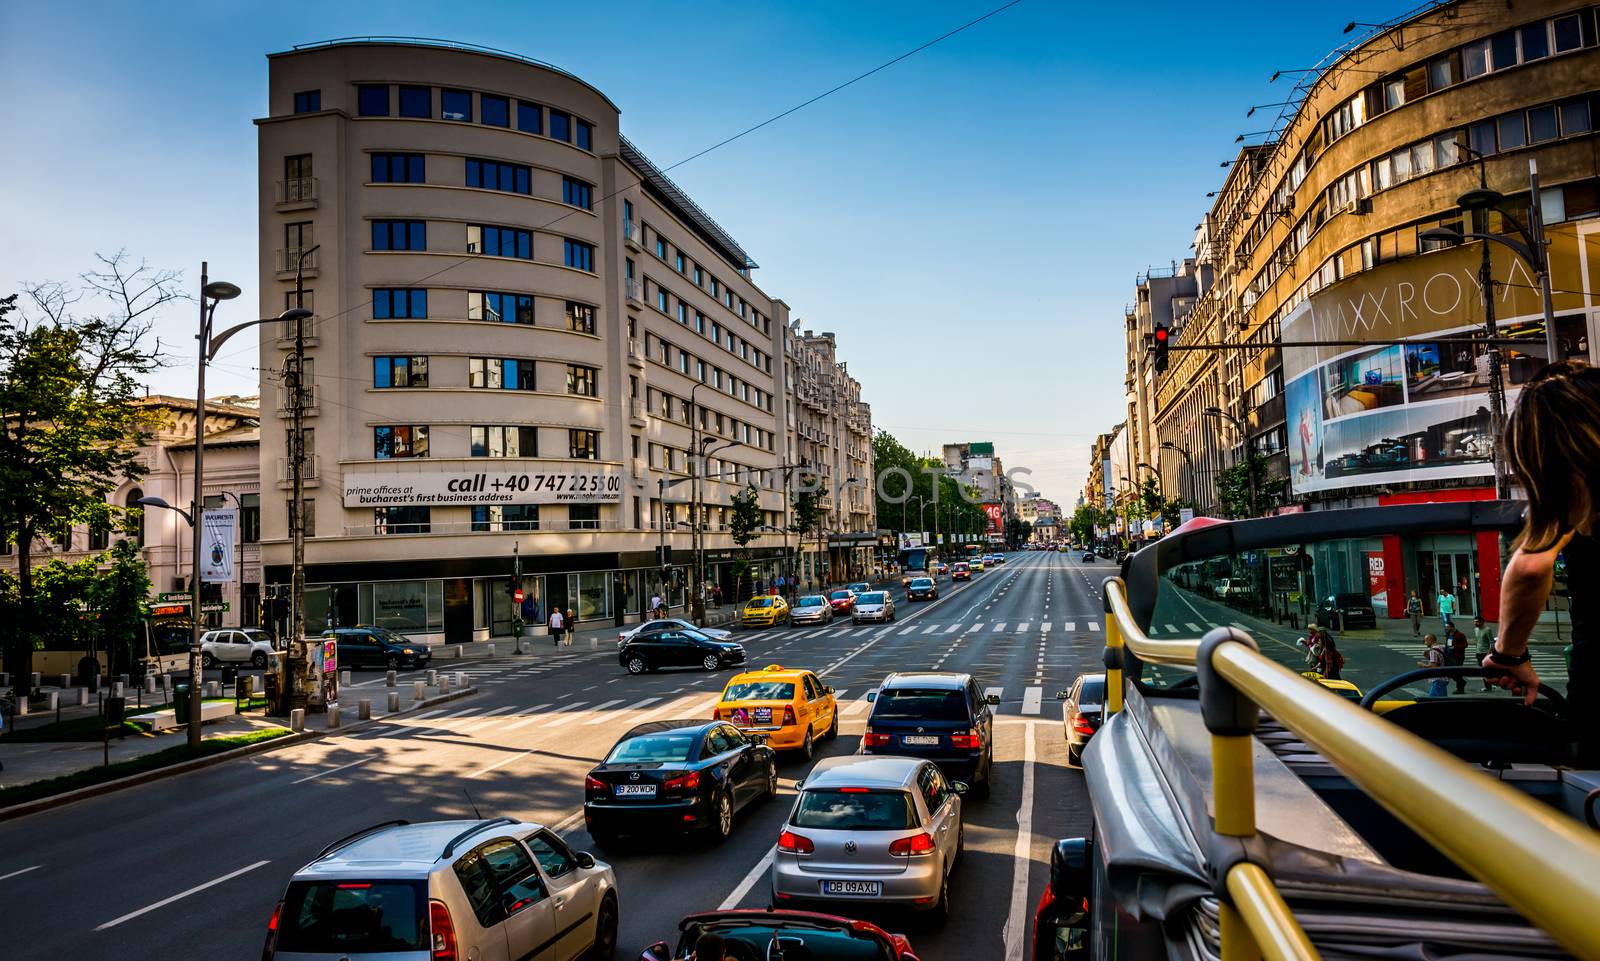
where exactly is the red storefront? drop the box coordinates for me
[1372,487,1502,621]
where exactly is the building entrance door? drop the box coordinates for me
[443,578,472,644]
[1416,550,1477,618]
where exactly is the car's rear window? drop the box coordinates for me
[910,579,933,588]
[723,681,795,701]
[870,689,969,721]
[791,789,916,830]
[697,924,892,961]
[276,879,427,953]
[607,732,697,762]
[1079,677,1106,706]
[797,597,825,607]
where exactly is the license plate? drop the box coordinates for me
[822,880,880,896]
[614,784,656,797]
[753,707,772,723]
[901,735,940,746]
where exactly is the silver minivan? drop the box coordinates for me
[770,755,965,922]
[263,817,617,961]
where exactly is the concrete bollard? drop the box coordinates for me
[387,691,400,712]
[327,706,341,729]
[118,674,129,687]
[359,699,372,720]
[340,670,351,687]
[30,672,41,690]
[412,681,426,703]
[145,676,156,694]
[439,675,451,695]
[591,635,598,650]
[112,682,125,698]
[59,673,72,689]
[15,697,26,716]
[426,670,438,686]
[455,644,464,659]
[486,643,495,658]
[46,691,58,711]
[290,708,305,732]
[77,688,90,707]
[205,681,222,698]
[386,670,397,687]
[454,672,466,690]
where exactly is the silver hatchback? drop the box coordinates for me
[264,817,617,961]
[852,592,896,624]
[770,755,965,919]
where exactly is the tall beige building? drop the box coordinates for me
[255,39,868,641]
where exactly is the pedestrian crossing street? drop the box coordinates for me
[1378,641,1569,686]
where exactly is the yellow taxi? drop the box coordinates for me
[1302,671,1412,714]
[969,558,986,573]
[740,594,790,628]
[715,664,838,758]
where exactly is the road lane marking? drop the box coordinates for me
[1062,621,1075,631]
[898,626,916,635]
[290,756,375,785]
[993,622,1006,632]
[1002,723,1038,960]
[944,624,960,633]
[407,709,450,721]
[541,702,591,728]
[467,750,533,779]
[1088,621,1100,631]
[579,699,629,723]
[438,707,482,721]
[1021,687,1043,715]
[830,628,851,637]
[0,865,41,881]
[1016,622,1030,632]
[1186,622,1203,632]
[585,696,661,724]
[1041,622,1052,633]
[719,846,776,910]
[922,625,939,634]
[96,861,271,930]
[843,698,873,717]
[1164,623,1179,633]
[500,704,555,731]
[461,706,517,727]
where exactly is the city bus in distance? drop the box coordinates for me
[898,545,934,587]
[964,543,983,561]
[20,603,193,680]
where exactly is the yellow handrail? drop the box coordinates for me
[1103,576,1600,961]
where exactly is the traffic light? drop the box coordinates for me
[507,575,519,598]
[1152,324,1171,372]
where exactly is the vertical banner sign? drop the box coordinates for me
[1366,552,1388,613]
[200,508,237,583]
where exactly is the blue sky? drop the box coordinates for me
[0,0,1406,505]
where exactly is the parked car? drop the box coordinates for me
[1059,672,1106,767]
[907,577,938,601]
[789,595,835,625]
[262,817,617,961]
[771,755,966,923]
[618,618,733,647]
[852,591,896,624]
[740,595,791,628]
[619,628,746,674]
[714,664,838,759]
[1317,592,1378,630]
[828,589,858,615]
[322,626,431,671]
[199,628,276,668]
[642,909,924,961]
[585,720,777,846]
[862,672,997,797]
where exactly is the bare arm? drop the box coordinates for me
[1496,535,1569,656]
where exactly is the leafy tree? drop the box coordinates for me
[728,485,763,600]
[88,538,152,678]
[1215,453,1287,519]
[0,254,175,696]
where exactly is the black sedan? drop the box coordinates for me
[1316,592,1378,630]
[584,720,777,846]
[619,627,746,674]
[906,576,938,601]
[1059,672,1106,767]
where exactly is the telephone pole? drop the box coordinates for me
[286,243,319,711]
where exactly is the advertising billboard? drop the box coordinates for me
[343,467,624,507]
[982,503,1004,532]
[1281,228,1598,497]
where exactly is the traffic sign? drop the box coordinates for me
[158,592,189,602]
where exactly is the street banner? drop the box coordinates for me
[982,503,1003,532]
[898,533,924,549]
[1367,551,1389,613]
[1179,507,1195,526]
[200,508,236,583]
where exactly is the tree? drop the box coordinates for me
[88,538,152,679]
[728,485,763,600]
[789,479,824,589]
[1215,453,1287,519]
[0,254,175,696]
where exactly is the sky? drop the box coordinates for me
[0,0,1407,508]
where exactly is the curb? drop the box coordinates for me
[0,686,480,822]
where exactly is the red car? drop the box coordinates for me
[643,909,921,960]
[828,589,857,614]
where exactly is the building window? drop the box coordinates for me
[480,93,509,127]
[240,493,260,543]
[398,84,431,117]
[517,101,542,133]
[441,88,472,121]
[466,158,531,194]
[575,119,593,151]
[675,252,686,273]
[373,220,426,251]
[288,498,315,538]
[471,425,538,457]
[1498,112,1527,150]
[286,221,313,257]
[468,290,534,325]
[469,224,532,259]
[88,520,109,552]
[568,504,600,530]
[563,239,595,272]
[566,301,596,334]
[655,236,668,260]
[566,364,598,397]
[469,357,536,391]
[692,265,703,286]
[549,109,571,142]
[1560,99,1591,136]
[375,506,430,535]
[569,429,599,459]
[375,425,430,458]
[293,89,320,113]
[657,289,669,313]
[370,152,424,183]
[357,84,388,116]
[677,303,689,325]
[1554,14,1584,53]
[373,288,428,319]
[562,176,593,210]
[473,504,539,532]
[1528,104,1560,144]
[373,355,429,388]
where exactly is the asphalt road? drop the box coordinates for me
[0,549,1115,961]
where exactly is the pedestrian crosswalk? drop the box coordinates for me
[1378,641,1569,685]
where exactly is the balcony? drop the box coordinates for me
[626,338,645,368]
[275,455,321,488]
[276,247,319,279]
[623,221,642,250]
[274,314,319,348]
[276,384,318,415]
[275,177,318,210]
[625,277,643,308]
[630,397,647,427]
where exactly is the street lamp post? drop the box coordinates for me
[1160,442,1196,506]
[1203,406,1256,517]
[1136,462,1162,498]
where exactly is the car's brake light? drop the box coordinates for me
[713,705,722,720]
[782,705,796,726]
[584,775,606,794]
[663,771,700,792]
[838,787,869,793]
[1072,714,1096,737]
[949,730,980,750]
[777,830,815,854]
[864,729,890,747]
[262,900,283,960]
[888,832,936,857]
[429,899,457,961]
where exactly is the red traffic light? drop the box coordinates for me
[1153,326,1170,343]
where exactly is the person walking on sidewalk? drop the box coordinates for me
[563,608,576,646]
[548,607,565,648]
[649,592,663,620]
[1437,588,1458,631]
[1472,615,1497,692]
[1406,591,1423,637]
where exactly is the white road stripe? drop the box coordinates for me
[944,624,960,634]
[830,628,851,637]
[1041,622,1052,633]
[467,750,533,779]
[0,865,42,882]
[898,626,916,635]
[541,702,591,728]
[1016,622,1030,632]
[1002,723,1038,959]
[500,704,555,731]
[461,705,516,726]
[1164,624,1179,633]
[96,861,272,930]
[718,847,776,910]
[993,622,1007,632]
[407,708,451,721]
[922,625,939,634]
[1062,621,1075,631]
[438,707,482,721]
[843,698,873,717]
[1088,621,1100,631]
[580,699,630,724]
[1186,622,1203,632]
[290,756,375,785]
[1021,687,1043,715]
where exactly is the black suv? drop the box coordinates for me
[323,627,432,670]
[861,671,998,797]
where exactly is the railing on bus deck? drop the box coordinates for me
[1101,575,1600,961]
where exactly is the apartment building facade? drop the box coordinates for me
[255,40,820,642]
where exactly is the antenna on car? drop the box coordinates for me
[463,788,483,819]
